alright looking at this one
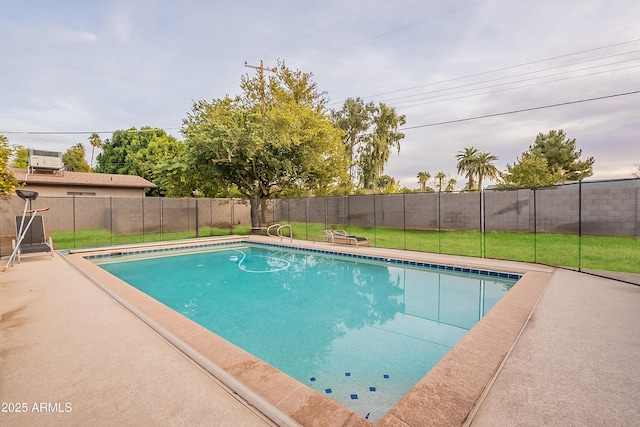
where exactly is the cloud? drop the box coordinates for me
[59,28,98,44]
[2,0,639,187]
[106,6,132,43]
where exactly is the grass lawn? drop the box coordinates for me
[52,224,639,274]
[52,225,252,249]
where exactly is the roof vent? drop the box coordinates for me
[28,149,63,173]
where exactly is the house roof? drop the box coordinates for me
[10,168,157,189]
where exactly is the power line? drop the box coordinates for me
[395,64,640,110]
[295,0,488,63]
[4,90,638,137]
[399,90,640,130]
[391,61,640,109]
[378,50,640,105]
[253,0,392,59]
[360,38,640,101]
[0,127,181,136]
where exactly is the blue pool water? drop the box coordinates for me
[95,243,518,422]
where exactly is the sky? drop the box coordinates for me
[2,0,639,189]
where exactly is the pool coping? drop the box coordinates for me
[63,235,553,426]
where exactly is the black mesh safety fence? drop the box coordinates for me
[2,178,638,284]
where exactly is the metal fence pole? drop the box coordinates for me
[142,197,145,242]
[373,194,377,247]
[578,181,582,272]
[195,197,199,238]
[230,199,234,234]
[438,191,442,254]
[533,188,537,263]
[73,195,76,248]
[109,196,113,246]
[402,193,406,250]
[479,191,483,258]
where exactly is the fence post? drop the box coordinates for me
[73,195,76,249]
[480,191,484,258]
[195,197,199,238]
[402,193,406,250]
[109,196,113,246]
[437,191,441,254]
[142,197,145,242]
[373,194,377,248]
[229,199,238,234]
[578,181,582,272]
[533,188,537,263]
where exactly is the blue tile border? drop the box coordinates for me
[251,241,522,280]
[84,239,522,281]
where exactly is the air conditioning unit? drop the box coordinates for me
[29,149,63,171]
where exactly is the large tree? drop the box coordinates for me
[10,145,29,168]
[499,153,563,188]
[456,146,479,190]
[182,63,348,226]
[88,132,102,170]
[456,147,499,191]
[332,98,406,190]
[434,171,447,192]
[417,171,430,192]
[95,127,185,195]
[475,151,499,190]
[528,129,594,181]
[0,135,19,196]
[62,143,91,172]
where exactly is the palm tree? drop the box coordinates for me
[445,178,457,192]
[475,152,499,190]
[88,132,102,170]
[417,171,430,192]
[434,171,447,192]
[456,147,479,190]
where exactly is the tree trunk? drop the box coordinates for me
[250,198,261,228]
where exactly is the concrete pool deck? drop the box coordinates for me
[1,236,639,426]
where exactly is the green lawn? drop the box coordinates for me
[52,225,252,249]
[52,224,639,274]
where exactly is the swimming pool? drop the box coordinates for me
[92,241,519,422]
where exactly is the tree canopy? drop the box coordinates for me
[498,129,594,188]
[95,127,185,195]
[527,129,594,181]
[417,171,431,192]
[182,62,348,224]
[62,143,91,172]
[499,153,564,188]
[0,135,19,196]
[456,147,498,191]
[332,97,406,190]
[11,145,28,169]
[88,132,102,169]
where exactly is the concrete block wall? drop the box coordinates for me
[2,179,638,256]
[484,189,532,232]
[580,181,639,236]
[534,185,580,233]
[404,193,438,230]
[276,179,639,236]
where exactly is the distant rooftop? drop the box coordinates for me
[10,168,157,189]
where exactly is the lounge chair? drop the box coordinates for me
[11,215,54,264]
[319,229,369,247]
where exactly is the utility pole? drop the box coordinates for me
[244,61,276,110]
[244,60,276,81]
